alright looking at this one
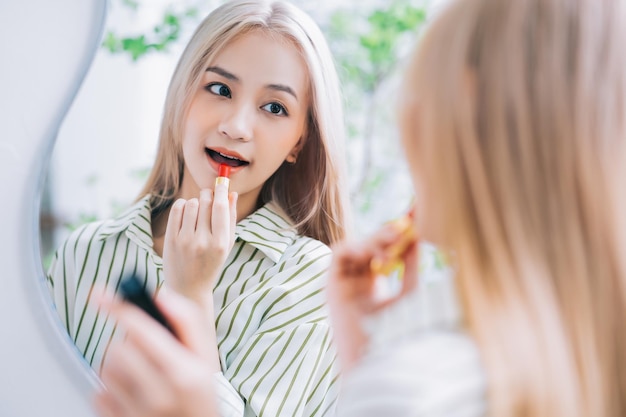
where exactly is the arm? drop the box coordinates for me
[160,184,250,416]
[326,222,419,372]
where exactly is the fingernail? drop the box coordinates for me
[91,287,115,311]
[215,177,229,189]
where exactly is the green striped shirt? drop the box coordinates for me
[47,195,339,417]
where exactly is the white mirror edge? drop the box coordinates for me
[0,1,107,415]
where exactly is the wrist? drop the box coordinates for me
[188,288,215,312]
[331,307,369,372]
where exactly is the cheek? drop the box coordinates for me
[181,116,198,151]
[264,122,303,156]
[184,94,216,137]
[410,168,439,245]
[400,121,419,167]
[415,195,432,244]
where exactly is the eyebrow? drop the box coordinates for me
[206,66,239,81]
[206,66,299,101]
[267,84,298,101]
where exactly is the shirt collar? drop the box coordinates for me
[235,201,297,264]
[96,195,155,255]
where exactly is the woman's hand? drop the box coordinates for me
[94,289,219,417]
[326,222,419,372]
[163,183,237,303]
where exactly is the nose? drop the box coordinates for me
[218,102,254,142]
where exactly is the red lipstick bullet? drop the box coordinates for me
[215,163,231,188]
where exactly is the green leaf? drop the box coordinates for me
[101,5,197,61]
[121,0,139,11]
[101,31,122,53]
[121,36,150,61]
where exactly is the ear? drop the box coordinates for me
[286,137,304,164]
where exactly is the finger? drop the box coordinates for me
[368,241,420,313]
[368,220,416,275]
[98,342,154,417]
[93,389,128,417]
[165,199,186,242]
[181,198,200,235]
[101,294,189,373]
[331,242,374,278]
[371,222,408,250]
[90,285,116,310]
[211,181,231,247]
[229,192,238,244]
[94,384,143,417]
[327,245,379,306]
[100,342,143,398]
[196,189,213,235]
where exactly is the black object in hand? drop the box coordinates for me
[118,274,177,337]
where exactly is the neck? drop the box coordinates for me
[235,189,261,222]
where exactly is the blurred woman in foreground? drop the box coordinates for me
[329,0,626,415]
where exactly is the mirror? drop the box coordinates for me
[0,0,106,414]
[31,1,450,414]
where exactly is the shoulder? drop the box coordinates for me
[285,233,332,261]
[338,330,487,417]
[237,201,332,266]
[52,197,151,265]
[54,219,109,258]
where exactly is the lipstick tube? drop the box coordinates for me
[370,212,417,277]
[215,164,231,189]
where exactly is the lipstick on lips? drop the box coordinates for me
[370,210,417,277]
[215,163,231,189]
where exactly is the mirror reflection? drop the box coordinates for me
[40,0,443,415]
[40,0,425,267]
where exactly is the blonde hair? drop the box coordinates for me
[402,0,626,415]
[138,0,348,245]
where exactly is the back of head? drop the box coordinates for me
[402,0,626,415]
[140,0,349,245]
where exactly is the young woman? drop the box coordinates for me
[329,0,626,416]
[91,0,625,416]
[47,1,348,416]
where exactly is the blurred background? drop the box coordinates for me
[40,0,444,271]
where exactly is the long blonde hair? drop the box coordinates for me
[138,0,349,245]
[402,0,626,415]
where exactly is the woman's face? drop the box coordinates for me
[180,30,309,218]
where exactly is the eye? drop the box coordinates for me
[206,83,231,98]
[261,102,288,116]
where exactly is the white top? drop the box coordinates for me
[337,265,487,417]
[47,196,339,417]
